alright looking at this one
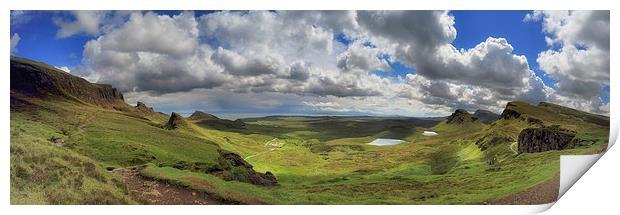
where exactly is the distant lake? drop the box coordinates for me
[368,138,404,146]
[423,131,438,136]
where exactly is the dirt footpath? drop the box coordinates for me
[486,174,560,205]
[113,166,223,205]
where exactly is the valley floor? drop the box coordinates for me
[10,97,609,205]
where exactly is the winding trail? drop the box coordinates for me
[244,138,282,160]
[113,166,223,205]
[509,142,518,155]
[244,148,276,160]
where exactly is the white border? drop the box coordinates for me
[3,0,619,214]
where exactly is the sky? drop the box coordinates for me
[10,10,610,118]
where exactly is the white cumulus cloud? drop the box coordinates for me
[52,10,609,116]
[10,33,20,53]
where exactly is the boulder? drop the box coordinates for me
[517,126,577,153]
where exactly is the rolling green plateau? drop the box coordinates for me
[10,56,610,204]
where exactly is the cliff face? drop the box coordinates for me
[518,126,576,153]
[500,102,522,120]
[10,57,128,110]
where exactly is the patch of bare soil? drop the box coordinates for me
[485,174,560,205]
[113,166,223,205]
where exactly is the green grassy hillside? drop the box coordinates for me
[10,57,610,204]
[10,57,269,204]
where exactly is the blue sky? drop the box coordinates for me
[450,10,559,87]
[11,11,89,67]
[10,11,610,116]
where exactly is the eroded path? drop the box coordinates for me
[486,174,560,205]
[113,166,223,205]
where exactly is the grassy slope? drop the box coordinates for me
[12,94,609,204]
[11,102,134,204]
[147,106,608,204]
[11,59,609,205]
[10,94,224,204]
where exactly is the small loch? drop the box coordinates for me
[368,138,404,146]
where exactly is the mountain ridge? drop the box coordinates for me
[11,56,129,110]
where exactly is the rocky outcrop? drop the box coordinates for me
[518,126,577,153]
[473,109,500,124]
[500,102,523,120]
[170,150,278,186]
[135,101,154,113]
[217,150,278,186]
[10,56,128,110]
[446,109,478,124]
[165,112,186,129]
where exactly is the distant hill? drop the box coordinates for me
[500,101,609,127]
[446,109,479,124]
[473,109,500,124]
[188,111,246,130]
[188,111,220,121]
[476,100,609,158]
